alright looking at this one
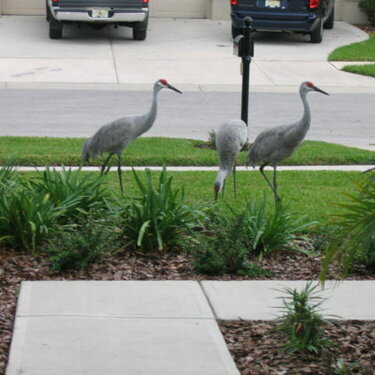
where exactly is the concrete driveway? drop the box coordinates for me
[0,15,373,90]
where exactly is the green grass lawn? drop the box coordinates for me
[1,136,373,166]
[69,169,359,227]
[328,33,375,61]
[342,63,375,77]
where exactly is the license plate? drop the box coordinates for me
[265,0,281,8]
[92,9,109,18]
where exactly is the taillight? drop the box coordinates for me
[309,0,320,8]
[143,0,149,3]
[230,0,238,5]
[52,0,59,4]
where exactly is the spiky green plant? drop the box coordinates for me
[241,199,315,258]
[276,282,335,355]
[118,167,210,253]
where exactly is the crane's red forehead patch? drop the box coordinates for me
[159,79,168,85]
[306,81,314,87]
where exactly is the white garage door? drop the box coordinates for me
[2,0,44,15]
[150,0,206,18]
[1,0,207,18]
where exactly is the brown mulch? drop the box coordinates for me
[219,320,375,375]
[1,248,374,375]
[354,24,375,35]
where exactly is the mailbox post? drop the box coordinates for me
[233,16,254,126]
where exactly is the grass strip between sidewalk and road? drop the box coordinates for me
[341,63,375,77]
[1,137,373,167]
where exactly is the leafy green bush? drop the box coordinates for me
[276,282,335,355]
[0,189,61,251]
[118,167,210,253]
[359,0,375,26]
[44,218,115,272]
[0,164,18,193]
[321,171,375,280]
[29,166,108,221]
[241,199,314,259]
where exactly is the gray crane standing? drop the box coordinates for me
[82,79,182,192]
[247,81,329,204]
[214,119,248,200]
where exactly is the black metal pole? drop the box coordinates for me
[241,17,253,126]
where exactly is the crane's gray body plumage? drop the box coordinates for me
[246,81,329,204]
[214,119,248,197]
[247,83,311,167]
[82,79,182,191]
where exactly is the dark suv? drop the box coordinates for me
[230,0,335,43]
[46,0,149,40]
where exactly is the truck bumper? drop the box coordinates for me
[231,11,319,32]
[52,8,148,23]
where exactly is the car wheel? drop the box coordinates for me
[49,18,63,39]
[310,19,323,43]
[232,25,241,39]
[324,7,335,30]
[133,28,147,41]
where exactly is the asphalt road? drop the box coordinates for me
[0,89,374,151]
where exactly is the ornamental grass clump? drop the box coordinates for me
[29,166,109,222]
[0,188,61,251]
[276,282,335,355]
[118,167,210,253]
[241,199,314,259]
[321,170,375,280]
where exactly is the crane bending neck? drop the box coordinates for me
[214,169,230,192]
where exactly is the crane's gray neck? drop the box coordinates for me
[299,86,311,132]
[214,169,230,193]
[134,84,160,137]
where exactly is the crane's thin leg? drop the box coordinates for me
[100,153,114,175]
[117,155,124,193]
[273,166,281,206]
[260,164,274,192]
[233,163,237,199]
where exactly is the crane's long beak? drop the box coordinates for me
[167,83,183,94]
[313,86,329,95]
[214,190,218,201]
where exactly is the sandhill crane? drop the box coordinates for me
[82,79,182,192]
[247,81,329,204]
[214,119,248,200]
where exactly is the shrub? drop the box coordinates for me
[359,0,375,26]
[321,171,375,280]
[0,164,18,193]
[276,282,335,355]
[29,166,108,222]
[241,199,314,259]
[44,218,115,272]
[193,214,270,276]
[0,189,61,251]
[118,167,210,253]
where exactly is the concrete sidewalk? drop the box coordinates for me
[0,16,374,92]
[6,280,375,375]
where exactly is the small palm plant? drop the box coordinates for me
[276,281,335,355]
[321,170,375,280]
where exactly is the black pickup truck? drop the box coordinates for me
[46,0,149,40]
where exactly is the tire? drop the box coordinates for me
[324,7,335,30]
[310,19,323,43]
[133,28,147,41]
[49,19,63,39]
[232,25,241,39]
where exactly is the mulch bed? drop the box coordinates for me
[219,320,375,375]
[354,24,375,35]
[1,247,374,375]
